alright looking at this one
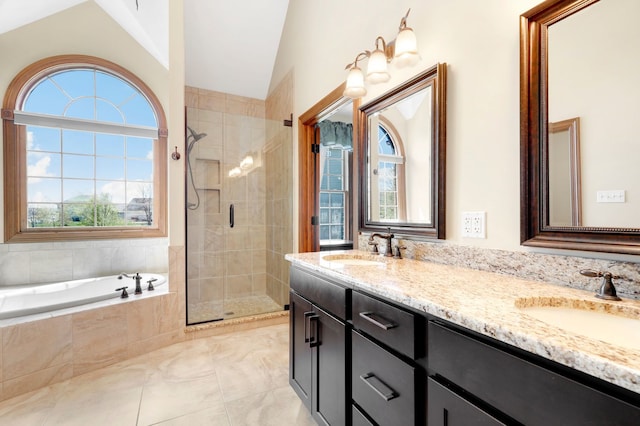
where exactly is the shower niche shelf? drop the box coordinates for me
[194,159,221,190]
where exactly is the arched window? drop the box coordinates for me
[377,124,406,221]
[2,55,167,242]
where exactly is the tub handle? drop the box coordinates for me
[147,278,157,291]
[116,287,129,298]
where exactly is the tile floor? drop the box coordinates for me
[188,295,283,323]
[0,323,316,426]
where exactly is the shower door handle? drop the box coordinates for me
[229,204,234,228]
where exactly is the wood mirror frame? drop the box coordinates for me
[520,0,640,255]
[358,63,446,239]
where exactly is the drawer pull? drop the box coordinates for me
[360,373,398,401]
[359,311,398,330]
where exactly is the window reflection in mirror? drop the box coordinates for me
[367,86,432,224]
[359,63,446,240]
[317,101,353,250]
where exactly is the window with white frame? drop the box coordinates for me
[377,125,400,221]
[319,146,349,243]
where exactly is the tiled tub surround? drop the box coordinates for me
[0,238,169,287]
[286,250,640,394]
[357,235,640,299]
[0,283,180,402]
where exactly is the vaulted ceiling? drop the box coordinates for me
[0,0,289,100]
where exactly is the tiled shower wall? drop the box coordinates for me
[265,71,294,307]
[185,87,268,311]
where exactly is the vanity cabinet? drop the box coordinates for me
[428,320,640,426]
[351,290,426,426]
[289,267,350,426]
[288,262,640,426]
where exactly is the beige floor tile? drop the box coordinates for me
[148,400,230,426]
[0,385,61,425]
[0,323,309,426]
[137,371,224,425]
[225,386,315,426]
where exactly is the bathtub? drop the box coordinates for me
[0,273,166,320]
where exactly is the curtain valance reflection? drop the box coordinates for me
[317,120,353,151]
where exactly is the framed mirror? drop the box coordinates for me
[521,0,640,254]
[358,63,446,239]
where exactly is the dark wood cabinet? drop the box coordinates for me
[428,320,640,426]
[427,378,506,426]
[351,290,426,426]
[288,264,640,426]
[290,267,349,426]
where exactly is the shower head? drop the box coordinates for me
[186,126,207,155]
[187,126,207,142]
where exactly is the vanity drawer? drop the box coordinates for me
[428,321,640,426]
[352,290,422,359]
[290,266,348,320]
[427,378,506,426]
[352,405,374,426]
[352,330,418,426]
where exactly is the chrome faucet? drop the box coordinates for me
[368,227,395,257]
[579,269,622,301]
[119,272,143,295]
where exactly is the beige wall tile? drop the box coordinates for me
[198,89,225,112]
[2,363,73,402]
[72,304,128,375]
[3,316,72,381]
[0,327,3,383]
[225,275,252,299]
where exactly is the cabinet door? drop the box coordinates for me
[428,378,506,426]
[313,306,347,426]
[290,291,313,410]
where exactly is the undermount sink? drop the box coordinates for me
[515,297,640,350]
[321,253,385,266]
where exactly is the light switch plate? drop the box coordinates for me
[596,190,625,203]
[462,211,486,238]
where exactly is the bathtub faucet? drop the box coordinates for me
[119,273,143,295]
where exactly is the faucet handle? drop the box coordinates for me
[580,269,622,280]
[147,278,157,291]
[579,269,622,301]
[368,240,379,253]
[115,287,129,298]
[393,245,406,259]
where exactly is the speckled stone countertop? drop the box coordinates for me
[285,250,640,394]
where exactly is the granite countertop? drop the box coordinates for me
[285,250,640,394]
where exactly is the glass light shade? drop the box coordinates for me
[240,155,254,170]
[394,27,419,68]
[366,49,391,84]
[343,66,367,99]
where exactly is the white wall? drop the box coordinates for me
[271,0,539,252]
[270,0,640,263]
[0,2,178,284]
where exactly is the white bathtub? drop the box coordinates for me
[0,273,166,320]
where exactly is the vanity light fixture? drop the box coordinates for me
[343,9,420,99]
[343,52,369,99]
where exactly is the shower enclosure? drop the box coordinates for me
[185,91,285,324]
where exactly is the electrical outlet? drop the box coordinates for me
[462,211,486,238]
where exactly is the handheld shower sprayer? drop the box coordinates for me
[186,126,208,210]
